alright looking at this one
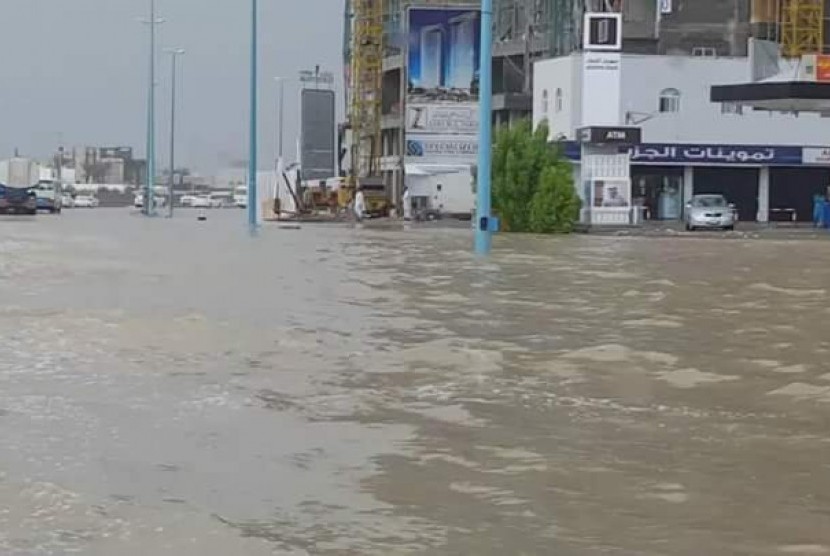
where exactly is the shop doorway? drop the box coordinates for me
[770,167,830,223]
[693,167,759,222]
[631,166,684,220]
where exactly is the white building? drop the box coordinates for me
[533,53,830,222]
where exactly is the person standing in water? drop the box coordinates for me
[353,188,366,222]
[402,186,412,221]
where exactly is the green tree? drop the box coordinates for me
[491,119,579,233]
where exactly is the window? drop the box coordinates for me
[555,88,563,113]
[659,88,681,113]
[692,46,717,57]
[541,89,549,115]
[721,102,743,115]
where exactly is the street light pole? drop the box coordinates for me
[475,0,494,255]
[247,0,259,232]
[166,48,185,218]
[142,0,164,216]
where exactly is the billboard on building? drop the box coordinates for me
[406,6,481,164]
[300,89,336,181]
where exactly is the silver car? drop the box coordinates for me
[684,194,737,231]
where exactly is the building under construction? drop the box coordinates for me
[342,0,830,203]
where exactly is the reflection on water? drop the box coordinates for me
[0,210,829,554]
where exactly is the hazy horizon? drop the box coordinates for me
[0,0,343,175]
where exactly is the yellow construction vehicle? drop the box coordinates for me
[341,0,390,217]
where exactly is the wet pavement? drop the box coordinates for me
[1,209,830,555]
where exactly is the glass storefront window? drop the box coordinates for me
[632,168,684,220]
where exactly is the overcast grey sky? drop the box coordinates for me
[0,0,343,175]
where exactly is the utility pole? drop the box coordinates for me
[248,0,259,232]
[274,77,286,203]
[475,0,495,255]
[165,48,185,218]
[142,0,164,216]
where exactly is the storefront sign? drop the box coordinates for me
[406,103,478,135]
[803,147,830,165]
[561,142,817,166]
[629,144,803,165]
[406,135,478,161]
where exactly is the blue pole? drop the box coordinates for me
[475,0,493,255]
[247,0,259,232]
[145,0,157,216]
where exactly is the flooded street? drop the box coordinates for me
[1,209,830,555]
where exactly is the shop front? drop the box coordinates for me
[564,141,830,222]
[631,166,684,221]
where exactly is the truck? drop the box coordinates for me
[405,165,475,221]
[0,158,39,215]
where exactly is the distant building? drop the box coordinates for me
[55,146,145,187]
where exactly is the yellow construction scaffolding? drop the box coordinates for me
[348,0,384,182]
[780,0,824,57]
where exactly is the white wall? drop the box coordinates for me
[535,53,830,147]
[533,56,580,140]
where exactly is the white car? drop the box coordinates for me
[61,194,75,208]
[191,196,211,208]
[74,195,99,208]
[179,194,198,207]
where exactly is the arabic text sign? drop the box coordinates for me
[630,144,803,166]
[406,103,478,135]
[406,135,478,162]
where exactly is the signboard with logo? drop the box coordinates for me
[405,6,481,164]
[406,135,478,161]
[583,13,622,52]
[406,103,478,135]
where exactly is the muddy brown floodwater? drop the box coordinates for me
[0,209,829,555]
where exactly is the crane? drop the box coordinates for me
[754,0,824,58]
[780,0,824,58]
[341,0,388,216]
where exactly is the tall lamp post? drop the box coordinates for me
[273,77,285,204]
[247,0,259,231]
[165,48,185,218]
[475,0,494,255]
[142,0,164,216]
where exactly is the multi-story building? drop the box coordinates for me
[344,0,758,201]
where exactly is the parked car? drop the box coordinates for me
[179,194,198,207]
[191,195,211,208]
[34,180,62,213]
[61,194,75,208]
[74,195,99,208]
[0,184,37,215]
[685,194,736,231]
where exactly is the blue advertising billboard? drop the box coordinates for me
[407,7,481,99]
[406,6,481,164]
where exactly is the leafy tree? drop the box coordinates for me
[491,120,579,233]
